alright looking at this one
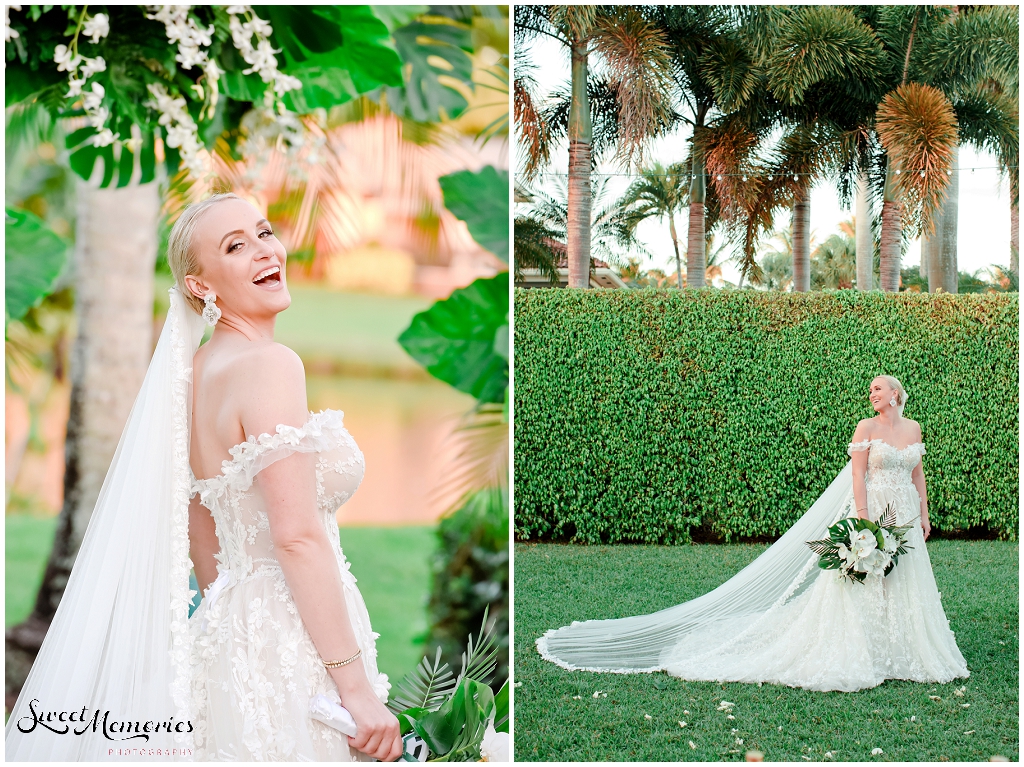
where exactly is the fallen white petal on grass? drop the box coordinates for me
[954,687,966,697]
[717,701,736,710]
[683,710,691,716]
[572,695,581,700]
[965,731,975,735]
[929,696,942,701]
[644,714,652,720]
[910,716,916,722]
[736,738,744,745]
[678,721,687,728]
[961,703,970,708]
[778,726,783,732]
[825,752,834,759]
[871,748,884,756]
[592,691,607,698]
[689,741,697,750]
[727,715,736,720]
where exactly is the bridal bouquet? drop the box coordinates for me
[805,503,913,584]
[389,608,509,762]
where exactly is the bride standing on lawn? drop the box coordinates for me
[538,375,969,692]
[6,194,402,760]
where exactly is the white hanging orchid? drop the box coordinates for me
[81,12,109,44]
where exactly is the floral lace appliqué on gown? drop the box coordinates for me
[657,439,969,692]
[189,409,389,761]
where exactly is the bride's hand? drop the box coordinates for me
[921,516,931,541]
[332,671,403,761]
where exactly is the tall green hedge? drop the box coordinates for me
[514,289,1018,543]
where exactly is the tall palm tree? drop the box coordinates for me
[617,162,689,287]
[514,6,674,288]
[648,5,760,288]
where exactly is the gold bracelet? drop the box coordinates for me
[323,649,362,669]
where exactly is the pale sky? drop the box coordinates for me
[518,34,1014,284]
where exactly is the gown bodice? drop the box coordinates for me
[848,439,925,490]
[191,409,364,578]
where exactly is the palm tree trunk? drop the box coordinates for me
[5,180,160,707]
[791,182,811,292]
[922,222,938,288]
[566,39,593,289]
[686,135,706,288]
[668,213,683,288]
[855,171,873,290]
[930,146,958,293]
[1012,202,1019,277]
[879,164,903,292]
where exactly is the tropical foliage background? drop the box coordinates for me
[5,4,508,717]
[514,5,1018,293]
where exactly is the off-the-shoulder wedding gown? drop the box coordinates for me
[189,409,389,760]
[537,440,969,692]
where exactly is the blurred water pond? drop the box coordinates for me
[307,374,476,526]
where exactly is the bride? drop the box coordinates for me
[537,376,969,693]
[6,193,403,760]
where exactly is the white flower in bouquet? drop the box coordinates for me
[850,529,878,559]
[836,543,853,563]
[480,722,510,762]
[879,528,898,554]
[854,548,888,577]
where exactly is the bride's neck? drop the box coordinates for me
[876,411,901,429]
[212,314,276,341]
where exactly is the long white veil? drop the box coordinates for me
[537,462,857,673]
[5,288,205,760]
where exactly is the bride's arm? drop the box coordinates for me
[909,423,930,540]
[241,345,402,762]
[850,421,871,519]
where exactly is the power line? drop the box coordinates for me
[534,165,1015,179]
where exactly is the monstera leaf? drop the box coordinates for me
[5,207,68,324]
[385,19,474,121]
[439,167,509,263]
[398,273,508,403]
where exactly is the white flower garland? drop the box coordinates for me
[4,4,21,42]
[50,5,307,177]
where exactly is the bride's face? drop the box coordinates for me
[188,198,291,321]
[868,378,895,413]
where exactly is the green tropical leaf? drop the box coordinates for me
[398,273,509,403]
[439,167,510,263]
[266,5,404,112]
[390,645,456,713]
[493,680,509,734]
[456,605,498,687]
[5,207,68,324]
[385,19,474,122]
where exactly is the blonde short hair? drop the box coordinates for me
[167,192,241,315]
[877,375,907,407]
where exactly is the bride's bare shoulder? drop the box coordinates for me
[226,342,309,431]
[852,417,877,440]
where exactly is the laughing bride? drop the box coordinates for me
[6,193,403,760]
[537,375,969,693]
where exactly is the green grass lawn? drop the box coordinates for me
[6,515,434,687]
[514,541,1018,762]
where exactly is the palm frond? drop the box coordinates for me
[456,605,498,687]
[389,645,457,713]
[766,6,886,106]
[806,539,840,557]
[876,82,958,236]
[591,7,675,167]
[514,62,550,181]
[432,402,509,516]
[877,504,897,529]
